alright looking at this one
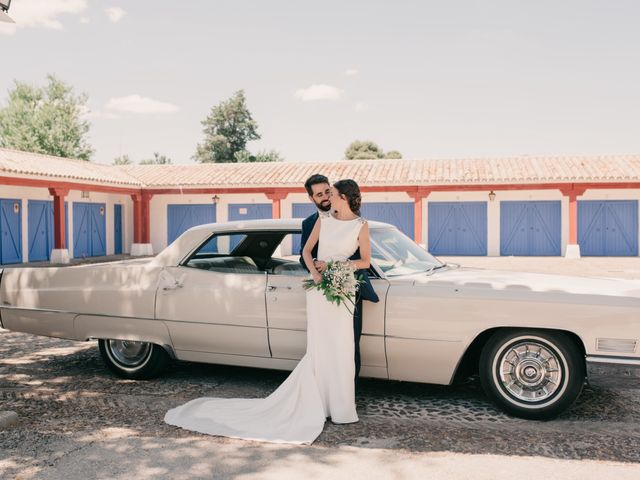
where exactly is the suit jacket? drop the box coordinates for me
[299,212,380,303]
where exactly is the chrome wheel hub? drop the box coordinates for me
[499,341,563,402]
[108,340,151,367]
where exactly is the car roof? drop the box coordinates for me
[188,217,392,233]
[151,217,395,267]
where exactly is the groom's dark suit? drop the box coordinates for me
[299,211,379,381]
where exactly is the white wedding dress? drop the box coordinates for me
[164,213,365,444]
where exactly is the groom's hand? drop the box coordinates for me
[314,260,327,272]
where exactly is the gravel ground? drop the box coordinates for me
[1,328,640,479]
[1,257,640,478]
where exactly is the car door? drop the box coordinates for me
[155,232,271,359]
[265,232,390,378]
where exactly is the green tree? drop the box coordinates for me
[384,150,403,159]
[139,152,172,165]
[194,90,260,163]
[0,75,93,160]
[234,149,283,163]
[344,140,384,160]
[255,149,283,162]
[345,140,403,160]
[113,154,132,165]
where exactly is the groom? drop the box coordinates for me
[298,174,380,384]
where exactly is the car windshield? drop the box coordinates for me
[370,227,443,276]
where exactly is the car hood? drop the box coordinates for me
[392,266,640,299]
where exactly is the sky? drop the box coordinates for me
[2,1,640,165]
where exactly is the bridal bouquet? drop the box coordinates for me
[302,260,364,314]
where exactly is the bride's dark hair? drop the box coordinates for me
[333,179,361,216]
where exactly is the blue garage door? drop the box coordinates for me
[360,202,415,239]
[428,202,487,255]
[114,204,123,255]
[73,203,106,258]
[500,201,561,256]
[228,203,272,250]
[167,205,216,251]
[292,203,318,255]
[228,203,273,222]
[0,199,22,265]
[578,200,638,256]
[28,200,69,262]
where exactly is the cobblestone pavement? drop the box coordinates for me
[2,257,640,478]
[1,327,640,478]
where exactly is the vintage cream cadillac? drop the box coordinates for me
[1,219,639,419]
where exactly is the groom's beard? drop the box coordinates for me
[315,200,332,212]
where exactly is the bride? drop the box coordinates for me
[164,179,371,444]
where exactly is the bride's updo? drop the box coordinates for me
[333,179,362,216]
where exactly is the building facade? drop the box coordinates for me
[1,147,639,264]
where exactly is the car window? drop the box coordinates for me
[370,227,442,276]
[195,233,247,254]
[183,233,261,274]
[268,233,307,276]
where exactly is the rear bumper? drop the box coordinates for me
[586,355,640,389]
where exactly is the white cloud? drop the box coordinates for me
[79,105,119,120]
[354,102,368,112]
[105,7,126,23]
[105,95,180,114]
[344,68,358,76]
[79,16,90,24]
[0,0,87,35]
[294,84,344,102]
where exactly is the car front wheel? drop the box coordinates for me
[98,339,169,379]
[479,330,585,419]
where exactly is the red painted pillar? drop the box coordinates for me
[48,187,69,249]
[407,188,431,244]
[266,191,288,219]
[568,192,578,244]
[131,193,143,244]
[141,192,153,243]
[561,185,586,257]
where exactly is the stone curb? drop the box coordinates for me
[0,411,19,429]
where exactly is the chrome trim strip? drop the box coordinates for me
[0,305,155,321]
[586,355,640,366]
[161,319,268,329]
[385,335,461,343]
[175,348,282,360]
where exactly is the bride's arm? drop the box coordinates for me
[350,222,371,270]
[302,218,322,282]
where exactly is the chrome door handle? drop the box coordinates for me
[267,285,277,291]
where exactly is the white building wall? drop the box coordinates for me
[131,187,640,258]
[5,183,639,262]
[427,189,566,256]
[0,185,132,262]
[149,193,270,254]
[282,191,414,218]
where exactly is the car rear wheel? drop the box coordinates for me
[479,329,585,419]
[98,339,169,379]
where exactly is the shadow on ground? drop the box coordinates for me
[1,331,640,479]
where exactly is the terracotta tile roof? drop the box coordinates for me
[120,155,640,188]
[1,148,640,189]
[0,148,142,186]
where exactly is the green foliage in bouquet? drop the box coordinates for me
[302,260,364,315]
